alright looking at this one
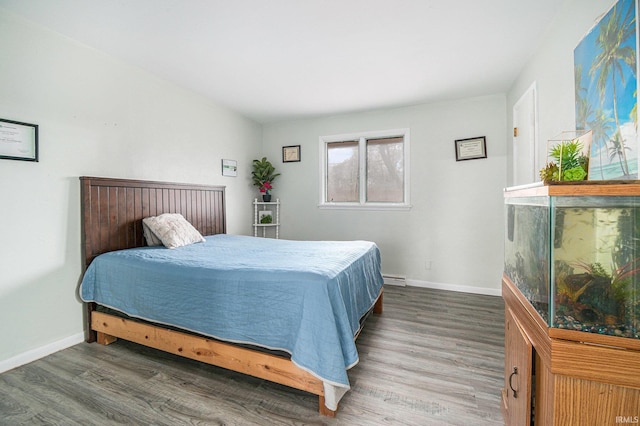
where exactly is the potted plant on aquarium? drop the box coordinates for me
[539,138,590,183]
[252,157,280,202]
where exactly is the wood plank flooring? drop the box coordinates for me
[0,286,505,425]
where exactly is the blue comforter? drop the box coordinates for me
[80,234,383,392]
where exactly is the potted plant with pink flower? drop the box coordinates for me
[251,157,280,202]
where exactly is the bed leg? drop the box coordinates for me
[85,302,97,343]
[373,289,383,315]
[97,331,117,346]
[318,396,337,417]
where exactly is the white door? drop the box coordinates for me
[513,84,538,186]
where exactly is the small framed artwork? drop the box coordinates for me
[0,118,39,162]
[258,210,273,224]
[221,159,237,176]
[455,136,487,161]
[283,145,301,162]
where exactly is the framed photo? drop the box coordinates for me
[0,118,39,162]
[282,145,301,162]
[221,159,237,176]
[455,136,487,161]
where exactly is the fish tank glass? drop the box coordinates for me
[505,193,640,340]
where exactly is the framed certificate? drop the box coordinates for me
[282,145,301,162]
[0,118,39,162]
[455,136,486,161]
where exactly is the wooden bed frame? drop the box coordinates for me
[80,176,383,417]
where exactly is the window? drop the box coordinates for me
[320,129,410,210]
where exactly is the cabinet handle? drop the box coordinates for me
[508,366,518,398]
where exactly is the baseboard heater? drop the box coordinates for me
[383,274,406,286]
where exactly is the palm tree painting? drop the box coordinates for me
[574,0,638,180]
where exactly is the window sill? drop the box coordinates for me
[318,203,412,211]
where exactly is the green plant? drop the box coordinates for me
[539,162,559,183]
[540,139,589,182]
[570,259,640,317]
[251,157,280,194]
[260,214,273,224]
[588,262,609,278]
[610,258,640,299]
[550,139,583,170]
[563,166,587,181]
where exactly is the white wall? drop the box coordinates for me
[3,0,610,371]
[0,10,261,368]
[262,95,507,295]
[506,0,615,186]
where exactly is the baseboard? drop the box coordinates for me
[382,274,406,286]
[405,279,501,297]
[0,332,85,374]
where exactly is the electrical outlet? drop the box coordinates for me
[425,260,432,270]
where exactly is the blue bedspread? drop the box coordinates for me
[80,234,383,392]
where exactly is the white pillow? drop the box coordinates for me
[142,220,164,246]
[142,213,205,249]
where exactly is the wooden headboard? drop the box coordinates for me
[80,176,226,268]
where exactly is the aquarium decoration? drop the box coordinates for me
[555,258,640,332]
[540,130,591,183]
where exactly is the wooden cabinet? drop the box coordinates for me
[502,276,640,425]
[502,182,640,425]
[502,308,532,425]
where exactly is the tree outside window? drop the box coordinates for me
[321,129,410,210]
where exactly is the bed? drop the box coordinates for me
[79,176,384,416]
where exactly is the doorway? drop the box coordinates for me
[512,83,538,186]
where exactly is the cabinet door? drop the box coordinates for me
[503,307,533,425]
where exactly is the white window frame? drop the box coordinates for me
[319,128,411,210]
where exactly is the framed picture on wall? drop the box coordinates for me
[455,136,487,161]
[0,118,39,162]
[283,145,301,162]
[221,159,237,176]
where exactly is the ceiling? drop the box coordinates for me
[0,0,566,123]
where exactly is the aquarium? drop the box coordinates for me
[505,190,640,340]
